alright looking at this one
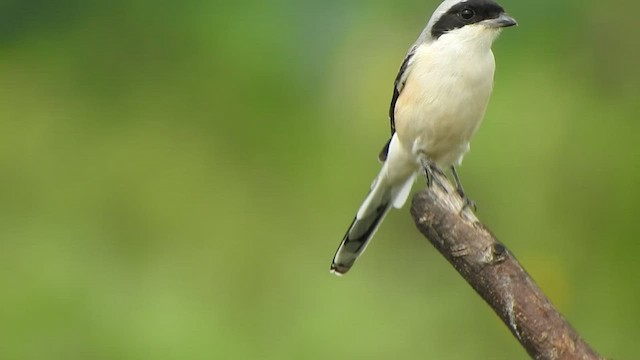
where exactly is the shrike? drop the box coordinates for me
[331,0,516,275]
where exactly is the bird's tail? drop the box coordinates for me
[330,170,416,275]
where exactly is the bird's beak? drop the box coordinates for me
[484,13,517,28]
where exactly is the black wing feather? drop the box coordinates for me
[379,49,415,162]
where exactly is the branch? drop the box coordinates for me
[410,173,603,360]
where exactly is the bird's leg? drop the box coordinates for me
[450,166,477,212]
[420,158,447,193]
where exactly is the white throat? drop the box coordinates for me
[434,24,502,54]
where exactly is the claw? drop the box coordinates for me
[459,192,477,212]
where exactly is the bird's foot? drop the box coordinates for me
[420,158,448,193]
[456,187,477,213]
[450,165,477,213]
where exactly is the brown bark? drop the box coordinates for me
[410,173,603,360]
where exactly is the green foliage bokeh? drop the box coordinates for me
[1,0,638,358]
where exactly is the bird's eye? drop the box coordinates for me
[460,8,475,20]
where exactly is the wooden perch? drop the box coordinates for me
[410,172,603,360]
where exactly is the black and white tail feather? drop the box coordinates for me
[330,137,417,275]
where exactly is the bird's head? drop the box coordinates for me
[425,0,517,45]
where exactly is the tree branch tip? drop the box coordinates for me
[409,177,603,359]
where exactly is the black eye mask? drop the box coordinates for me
[431,0,505,39]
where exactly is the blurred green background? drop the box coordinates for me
[1,0,638,358]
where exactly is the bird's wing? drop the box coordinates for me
[379,47,416,162]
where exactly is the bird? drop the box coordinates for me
[330,0,517,275]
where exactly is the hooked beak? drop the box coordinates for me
[484,13,518,28]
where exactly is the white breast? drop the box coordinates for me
[394,26,497,167]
